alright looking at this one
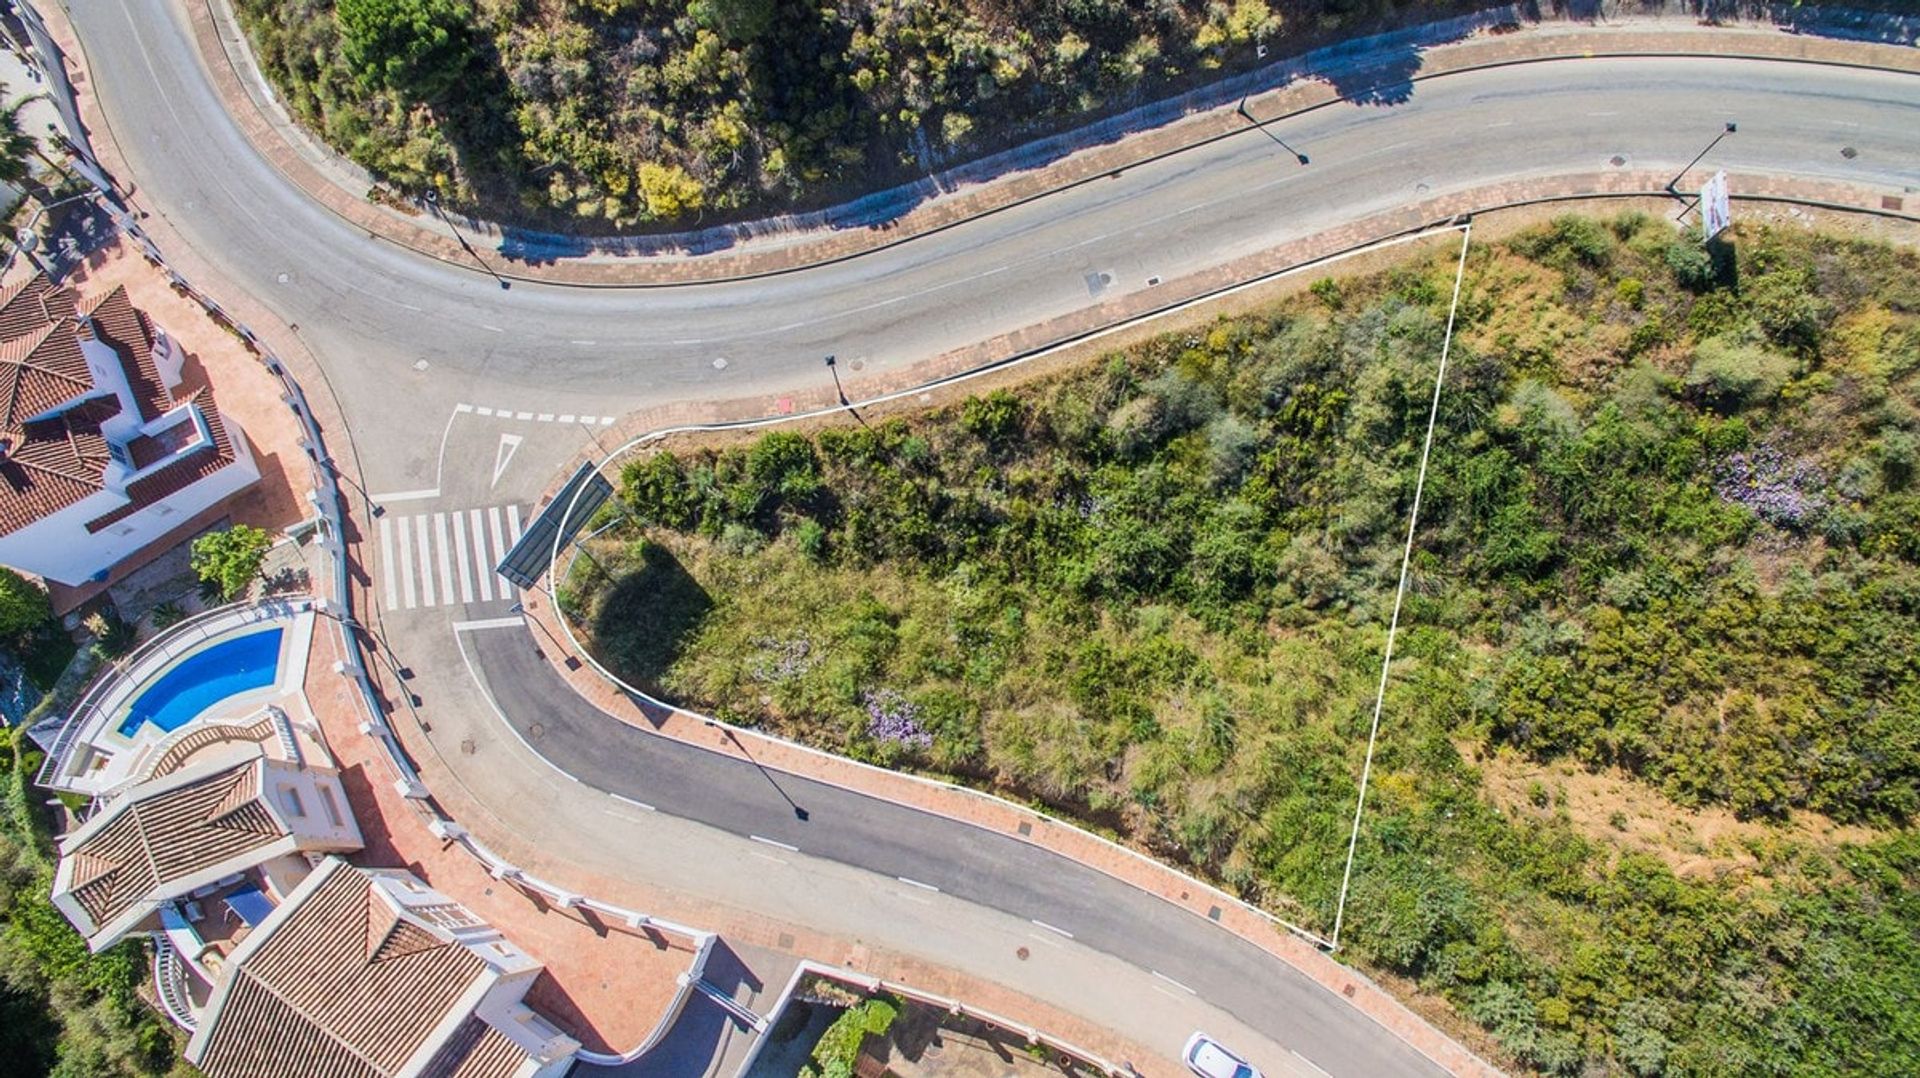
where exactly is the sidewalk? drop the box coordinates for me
[59,1,1920,286]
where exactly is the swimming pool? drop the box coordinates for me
[116,628,284,737]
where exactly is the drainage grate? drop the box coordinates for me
[1017,821,1033,836]
[1208,905,1222,921]
[1885,195,1905,212]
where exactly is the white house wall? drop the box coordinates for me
[0,449,259,586]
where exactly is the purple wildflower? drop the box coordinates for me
[749,636,817,683]
[1713,445,1826,527]
[863,689,933,750]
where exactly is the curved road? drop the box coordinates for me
[64,0,1920,1073]
[80,1,1919,496]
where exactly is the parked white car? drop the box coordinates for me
[1183,1032,1264,1078]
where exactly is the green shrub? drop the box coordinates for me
[0,567,51,640]
[1685,337,1794,410]
[190,524,274,602]
[335,0,472,100]
[806,996,900,1078]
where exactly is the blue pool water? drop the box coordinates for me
[116,628,284,737]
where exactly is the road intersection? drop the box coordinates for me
[51,0,1920,1072]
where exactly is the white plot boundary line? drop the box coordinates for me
[1330,222,1473,951]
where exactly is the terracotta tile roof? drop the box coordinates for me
[422,1018,531,1078]
[0,404,117,534]
[85,387,237,533]
[0,320,95,430]
[193,862,519,1078]
[79,286,168,422]
[56,758,289,935]
[0,273,231,538]
[0,273,76,339]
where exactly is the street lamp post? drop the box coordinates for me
[1667,121,1737,194]
[824,353,847,406]
[422,189,511,290]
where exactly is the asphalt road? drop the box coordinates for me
[77,0,1920,496]
[63,0,1920,1071]
[467,627,1445,1077]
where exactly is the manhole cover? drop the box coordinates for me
[412,359,430,372]
[527,722,545,739]
[711,356,728,370]
[460,738,475,756]
[1016,946,1030,961]
[1842,146,1859,159]
[849,358,865,371]
[1608,155,1627,168]
[1083,270,1113,297]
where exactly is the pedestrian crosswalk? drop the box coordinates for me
[377,505,525,611]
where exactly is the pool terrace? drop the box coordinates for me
[35,597,318,797]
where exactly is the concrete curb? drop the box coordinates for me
[174,3,1919,286]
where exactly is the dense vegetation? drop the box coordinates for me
[1,728,196,1077]
[232,0,1474,229]
[568,216,1920,1073]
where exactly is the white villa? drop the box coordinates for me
[49,742,362,953]
[0,272,258,586]
[186,858,581,1078]
[41,605,582,1078]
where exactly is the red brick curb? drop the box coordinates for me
[179,2,1920,286]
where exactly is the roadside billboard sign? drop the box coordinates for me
[1701,170,1732,240]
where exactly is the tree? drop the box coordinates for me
[335,0,473,101]
[0,568,50,640]
[637,162,705,220]
[686,0,774,43]
[191,525,273,602]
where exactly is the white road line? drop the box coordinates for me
[454,403,474,413]
[600,417,614,426]
[475,406,494,416]
[480,324,503,333]
[610,793,656,812]
[895,877,940,893]
[451,616,525,631]
[1151,970,1195,995]
[488,507,510,595]
[558,414,575,424]
[507,503,524,543]
[367,487,439,504]
[750,835,799,852]
[515,411,533,420]
[537,413,554,422]
[378,515,398,611]
[433,512,456,605]
[1029,919,1074,940]
[396,512,418,609]
[451,510,475,604]
[570,339,596,346]
[1291,1051,1333,1078]
[470,508,494,602]
[414,515,436,607]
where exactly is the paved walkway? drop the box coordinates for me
[161,4,1920,284]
